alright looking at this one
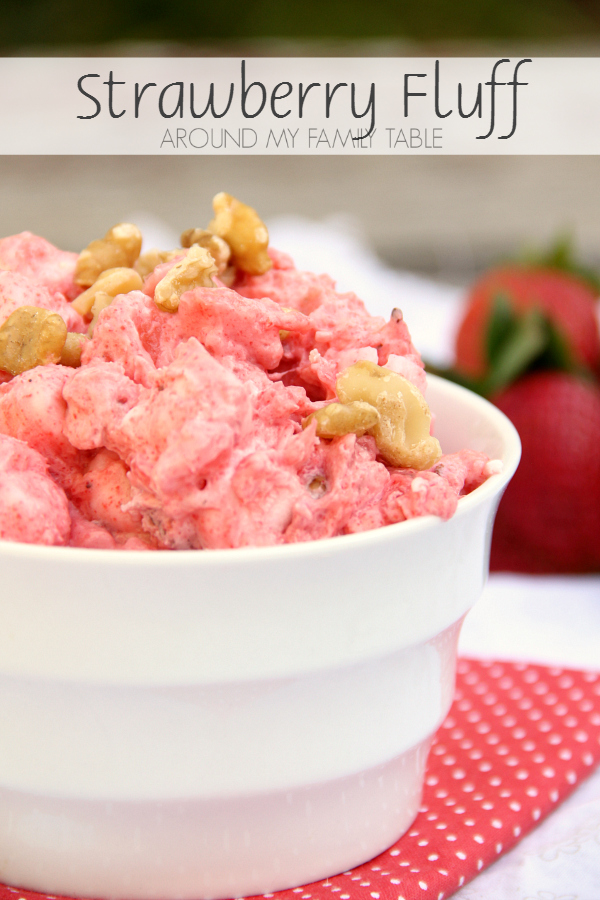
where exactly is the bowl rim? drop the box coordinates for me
[0,374,520,567]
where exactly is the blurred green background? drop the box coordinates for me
[2,0,600,49]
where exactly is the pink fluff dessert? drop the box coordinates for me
[0,195,499,550]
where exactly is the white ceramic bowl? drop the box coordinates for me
[0,375,520,900]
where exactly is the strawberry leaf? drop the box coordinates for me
[481,309,548,396]
[486,294,516,366]
[538,318,575,371]
[477,292,583,396]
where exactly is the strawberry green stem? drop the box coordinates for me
[480,308,548,396]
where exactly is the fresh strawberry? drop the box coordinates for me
[436,243,600,574]
[455,267,600,380]
[490,371,600,573]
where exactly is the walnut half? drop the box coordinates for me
[305,361,442,470]
[208,192,272,276]
[154,245,218,312]
[304,400,380,439]
[71,267,144,318]
[0,306,67,375]
[74,223,143,288]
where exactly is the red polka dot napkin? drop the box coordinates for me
[2,658,599,900]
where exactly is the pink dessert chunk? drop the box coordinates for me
[0,227,498,550]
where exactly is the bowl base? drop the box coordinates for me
[0,738,432,900]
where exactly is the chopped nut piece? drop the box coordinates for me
[337,361,442,470]
[279,308,294,339]
[75,223,143,287]
[154,245,218,313]
[0,306,67,376]
[135,248,183,280]
[208,192,272,276]
[87,291,115,337]
[304,400,380,439]
[219,266,236,287]
[180,227,205,249]
[61,332,88,367]
[180,228,231,273]
[308,475,327,496]
[71,267,144,317]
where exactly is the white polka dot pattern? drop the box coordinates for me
[1,659,599,900]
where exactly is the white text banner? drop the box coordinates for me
[0,57,597,154]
